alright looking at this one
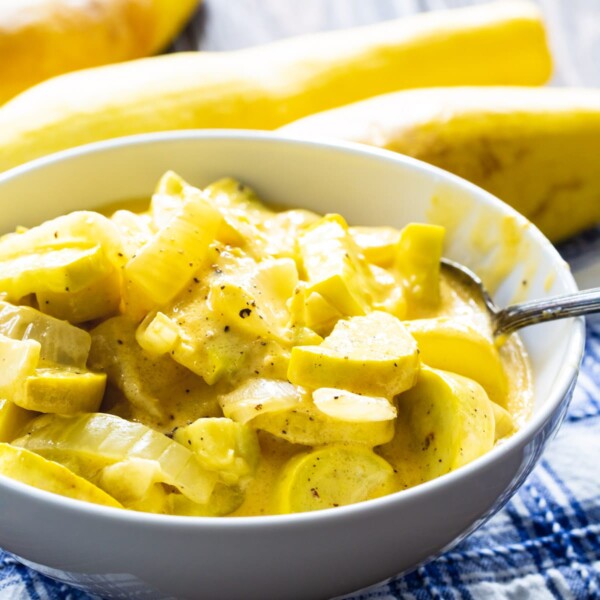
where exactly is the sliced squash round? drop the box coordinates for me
[381,366,495,487]
[0,442,121,508]
[18,368,106,414]
[274,445,395,514]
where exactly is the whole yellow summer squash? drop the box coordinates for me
[281,86,600,242]
[0,1,551,172]
[0,0,200,105]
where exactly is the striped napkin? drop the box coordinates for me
[1,231,599,600]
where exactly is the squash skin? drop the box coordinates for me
[0,0,200,105]
[0,1,550,172]
[282,86,600,242]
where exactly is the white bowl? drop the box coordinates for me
[0,131,584,600]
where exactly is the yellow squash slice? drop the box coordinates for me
[13,413,217,504]
[288,311,420,398]
[381,367,495,487]
[404,317,508,404]
[396,223,445,309]
[0,443,121,508]
[274,445,395,514]
[203,178,273,252]
[17,368,106,415]
[98,458,171,514]
[0,399,35,442]
[251,400,394,448]
[0,211,125,267]
[287,281,340,340]
[0,245,119,321]
[207,257,298,343]
[349,226,401,267]
[167,484,245,517]
[491,402,515,441]
[36,267,121,324]
[297,214,374,316]
[0,328,106,415]
[220,378,394,447]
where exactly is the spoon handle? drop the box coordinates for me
[494,288,600,336]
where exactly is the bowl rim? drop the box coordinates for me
[0,129,586,529]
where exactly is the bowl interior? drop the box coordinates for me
[0,131,580,426]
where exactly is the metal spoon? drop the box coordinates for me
[441,258,600,337]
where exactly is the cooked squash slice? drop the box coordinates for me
[396,223,444,309]
[0,443,121,508]
[288,311,420,398]
[404,317,508,404]
[381,367,495,487]
[13,413,217,505]
[274,445,395,514]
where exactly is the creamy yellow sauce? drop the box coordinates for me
[0,174,534,517]
[231,272,532,517]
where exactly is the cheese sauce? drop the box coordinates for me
[0,174,534,517]
[230,272,532,517]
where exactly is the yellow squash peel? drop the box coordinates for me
[282,86,600,242]
[0,0,201,105]
[0,1,551,172]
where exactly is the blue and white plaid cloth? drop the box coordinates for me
[1,232,599,600]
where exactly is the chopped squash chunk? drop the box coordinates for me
[224,381,394,447]
[99,459,168,513]
[203,178,272,252]
[288,311,420,398]
[0,399,35,442]
[396,223,445,308]
[173,418,259,487]
[0,244,120,321]
[350,226,400,267]
[208,258,298,343]
[17,368,106,415]
[0,211,125,268]
[168,484,244,517]
[297,214,374,316]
